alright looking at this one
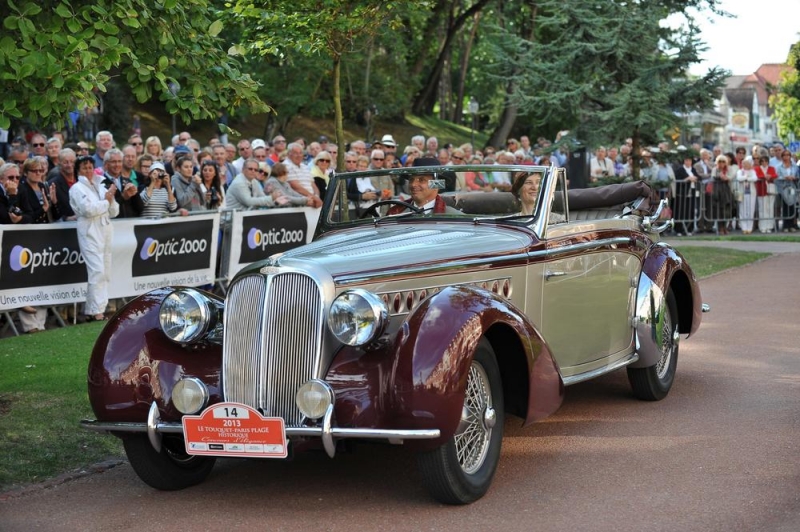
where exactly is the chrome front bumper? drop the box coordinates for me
[81,402,440,458]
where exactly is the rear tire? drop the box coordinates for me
[123,435,215,490]
[628,288,679,401]
[417,339,504,504]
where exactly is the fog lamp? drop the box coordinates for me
[295,380,334,420]
[172,377,209,415]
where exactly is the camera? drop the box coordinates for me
[9,206,22,216]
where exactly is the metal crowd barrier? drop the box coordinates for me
[670,180,799,235]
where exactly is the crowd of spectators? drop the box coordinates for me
[587,140,800,236]
[1,127,798,333]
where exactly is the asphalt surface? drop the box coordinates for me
[2,247,799,531]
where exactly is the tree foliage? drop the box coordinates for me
[230,0,428,163]
[484,0,727,157]
[0,0,265,130]
[772,39,800,140]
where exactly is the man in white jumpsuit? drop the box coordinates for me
[69,155,119,321]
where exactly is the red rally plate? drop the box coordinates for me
[183,402,287,458]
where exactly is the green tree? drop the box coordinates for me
[772,40,800,140]
[231,0,429,167]
[0,0,264,131]
[486,0,727,173]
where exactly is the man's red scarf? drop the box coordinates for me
[386,195,447,215]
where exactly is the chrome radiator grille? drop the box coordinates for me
[222,273,324,426]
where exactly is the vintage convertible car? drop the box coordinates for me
[82,164,707,504]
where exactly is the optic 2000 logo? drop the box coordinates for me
[139,236,208,262]
[238,212,308,264]
[0,229,87,290]
[9,244,84,273]
[132,220,214,277]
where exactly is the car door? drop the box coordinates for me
[536,224,639,378]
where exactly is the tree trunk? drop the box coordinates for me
[411,0,492,115]
[487,82,519,149]
[333,53,344,171]
[452,11,481,124]
[485,2,537,148]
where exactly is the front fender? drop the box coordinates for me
[386,285,562,447]
[87,287,223,424]
[632,243,703,368]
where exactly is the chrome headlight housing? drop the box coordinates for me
[159,288,215,344]
[327,289,388,346]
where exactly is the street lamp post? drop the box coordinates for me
[168,82,180,136]
[468,97,479,148]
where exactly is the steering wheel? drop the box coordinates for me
[359,199,424,218]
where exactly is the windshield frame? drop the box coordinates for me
[316,164,557,236]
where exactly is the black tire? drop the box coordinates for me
[417,339,504,505]
[123,435,216,490]
[628,288,679,401]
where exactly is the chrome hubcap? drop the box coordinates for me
[454,361,493,474]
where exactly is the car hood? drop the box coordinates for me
[259,223,535,280]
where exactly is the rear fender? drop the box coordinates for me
[631,243,703,368]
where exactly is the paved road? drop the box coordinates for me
[2,252,800,531]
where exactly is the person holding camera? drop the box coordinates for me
[199,160,224,209]
[139,162,179,217]
[589,146,615,183]
[0,162,22,224]
[69,155,119,322]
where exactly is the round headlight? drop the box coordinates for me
[159,289,212,344]
[328,289,388,346]
[172,377,209,415]
[296,380,334,420]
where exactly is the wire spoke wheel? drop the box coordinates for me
[417,338,504,504]
[454,362,493,474]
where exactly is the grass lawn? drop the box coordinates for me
[0,244,777,492]
[672,246,771,278]
[0,322,123,492]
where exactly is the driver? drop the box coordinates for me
[387,158,461,215]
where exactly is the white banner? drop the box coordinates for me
[225,208,320,280]
[0,214,219,311]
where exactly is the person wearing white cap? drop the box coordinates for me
[381,134,397,154]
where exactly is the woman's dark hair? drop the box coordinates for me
[200,160,222,191]
[73,155,94,178]
[175,155,193,170]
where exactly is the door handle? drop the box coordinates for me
[545,270,567,280]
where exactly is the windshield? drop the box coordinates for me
[321,164,554,229]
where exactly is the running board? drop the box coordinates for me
[562,352,639,386]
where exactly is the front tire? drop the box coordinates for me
[628,288,679,401]
[123,435,216,490]
[417,339,504,504]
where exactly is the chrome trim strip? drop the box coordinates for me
[561,352,639,386]
[546,237,631,256]
[80,419,441,441]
